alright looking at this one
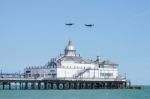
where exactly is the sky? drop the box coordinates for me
[0,0,150,85]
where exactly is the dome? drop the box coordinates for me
[65,40,75,51]
[64,40,76,56]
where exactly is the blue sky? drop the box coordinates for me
[0,0,150,85]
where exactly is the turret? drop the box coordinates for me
[64,40,76,56]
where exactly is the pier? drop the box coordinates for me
[0,75,129,90]
[0,41,135,90]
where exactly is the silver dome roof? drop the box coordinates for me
[65,40,75,51]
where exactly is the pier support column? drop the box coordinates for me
[38,82,41,90]
[51,83,53,89]
[15,82,17,90]
[99,82,103,89]
[9,82,11,90]
[125,82,127,88]
[19,82,22,90]
[117,82,119,88]
[22,82,25,90]
[70,83,75,89]
[47,82,51,89]
[44,82,47,90]
[82,82,86,89]
[87,83,91,89]
[31,82,35,89]
[2,82,5,90]
[91,83,93,89]
[92,83,97,89]
[75,82,79,89]
[64,82,70,89]
[58,83,64,90]
[53,83,57,89]
[110,82,114,89]
[25,82,28,89]
[104,82,107,89]
[107,82,111,89]
[102,82,105,89]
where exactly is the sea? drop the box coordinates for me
[0,86,149,99]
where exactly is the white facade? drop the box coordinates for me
[24,41,120,80]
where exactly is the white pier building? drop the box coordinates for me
[25,41,123,81]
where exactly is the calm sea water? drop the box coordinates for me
[0,86,149,99]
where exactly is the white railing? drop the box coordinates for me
[0,77,126,82]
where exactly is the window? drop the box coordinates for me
[100,73,113,77]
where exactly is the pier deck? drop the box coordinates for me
[0,77,129,90]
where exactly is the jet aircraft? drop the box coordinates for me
[85,24,94,27]
[65,23,74,26]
